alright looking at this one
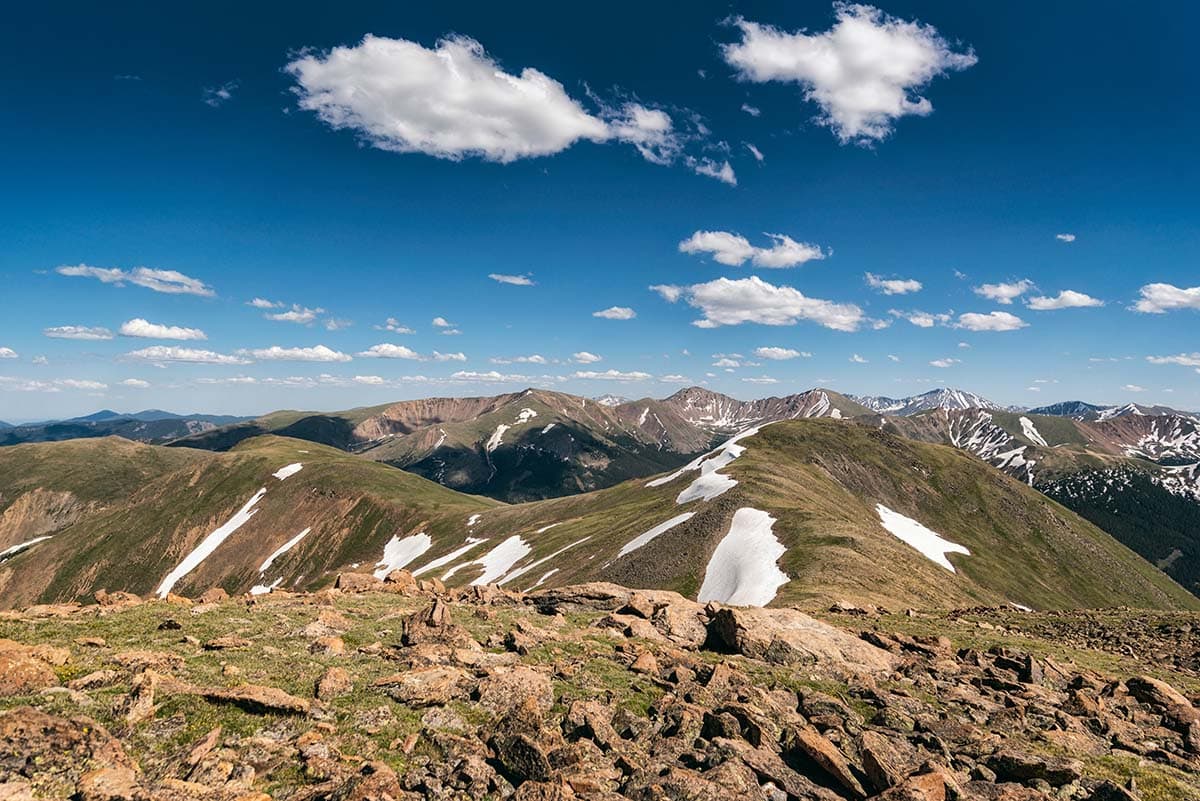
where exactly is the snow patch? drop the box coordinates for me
[696,508,789,607]
[273,463,303,481]
[541,423,556,434]
[618,512,695,558]
[0,535,53,561]
[467,514,482,527]
[157,488,267,598]
[412,538,486,577]
[515,408,538,424]
[1019,417,1048,447]
[486,424,510,452]
[258,527,312,573]
[250,578,283,596]
[875,504,970,573]
[648,426,760,504]
[500,536,591,586]
[528,569,559,590]
[462,536,531,585]
[372,533,433,579]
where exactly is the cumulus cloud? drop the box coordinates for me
[285,34,712,175]
[722,5,976,143]
[685,157,737,186]
[659,374,691,383]
[1147,353,1200,367]
[889,309,951,328]
[1132,283,1200,313]
[1123,384,1146,393]
[974,279,1034,304]
[865,273,922,295]
[358,344,423,360]
[0,348,16,359]
[450,370,530,382]
[929,357,960,368]
[741,103,761,117]
[649,284,685,303]
[434,351,467,362]
[679,230,826,268]
[120,378,151,388]
[489,273,536,286]
[245,345,352,362]
[1025,290,1104,311]
[849,354,868,363]
[572,369,652,381]
[56,264,214,296]
[491,354,547,365]
[658,276,863,331]
[572,351,602,364]
[324,318,353,331]
[43,326,114,340]
[0,377,107,393]
[248,298,282,309]
[266,304,324,324]
[375,318,416,334]
[593,306,636,320]
[126,346,250,365]
[956,311,1028,332]
[119,318,207,340]
[1055,233,1076,242]
[754,346,809,360]
[432,317,455,328]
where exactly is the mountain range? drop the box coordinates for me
[1,384,1198,609]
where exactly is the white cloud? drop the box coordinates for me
[31,356,47,365]
[450,370,530,382]
[0,377,107,393]
[119,318,207,340]
[1123,384,1146,393]
[572,351,602,364]
[203,80,238,107]
[353,375,386,385]
[1147,353,1200,367]
[754,346,809,360]
[929,358,960,368]
[686,157,737,185]
[266,304,324,324]
[679,230,826,268]
[489,273,536,286]
[849,354,868,363]
[649,284,684,303]
[440,328,462,336]
[43,326,114,340]
[0,348,16,359]
[1055,233,1076,242]
[887,354,900,362]
[432,317,455,328]
[126,346,250,365]
[324,318,353,331]
[889,309,952,328]
[1025,290,1104,310]
[490,354,547,365]
[593,306,636,320]
[375,317,415,334]
[974,279,1034,304]
[865,272,922,295]
[120,378,151,388]
[248,297,282,309]
[1132,283,1200,314]
[746,143,764,162]
[433,351,467,362]
[659,374,691,382]
[741,103,761,117]
[955,311,1028,332]
[958,341,971,348]
[358,344,423,360]
[660,276,863,331]
[713,357,741,368]
[572,369,652,381]
[743,376,780,384]
[722,5,976,143]
[286,34,692,168]
[246,345,352,362]
[56,264,214,297]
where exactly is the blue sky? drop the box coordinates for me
[1,1,1198,420]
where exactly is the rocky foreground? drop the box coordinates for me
[0,573,1197,800]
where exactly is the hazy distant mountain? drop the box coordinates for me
[852,387,1002,416]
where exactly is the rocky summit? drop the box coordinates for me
[0,575,1196,800]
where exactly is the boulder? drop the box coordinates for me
[201,684,310,715]
[196,588,228,604]
[315,667,353,701]
[706,607,897,674]
[477,666,554,716]
[986,750,1083,786]
[334,573,383,592]
[372,666,473,707]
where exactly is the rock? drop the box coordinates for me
[1087,780,1142,801]
[630,652,658,675]
[986,750,1083,786]
[316,667,353,700]
[202,684,311,715]
[203,635,251,650]
[0,708,133,796]
[477,666,554,716]
[333,761,412,800]
[651,599,708,648]
[382,569,418,594]
[94,590,141,608]
[1125,676,1200,729]
[75,636,107,648]
[69,669,121,691]
[876,770,954,801]
[116,671,159,725]
[197,588,228,604]
[372,666,472,707]
[787,726,867,798]
[110,650,183,672]
[0,644,58,697]
[75,766,147,801]
[0,781,34,800]
[706,607,897,674]
[334,572,383,592]
[859,731,908,792]
[400,598,468,646]
[309,636,345,656]
[528,582,632,614]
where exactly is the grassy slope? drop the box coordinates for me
[1,421,1195,613]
